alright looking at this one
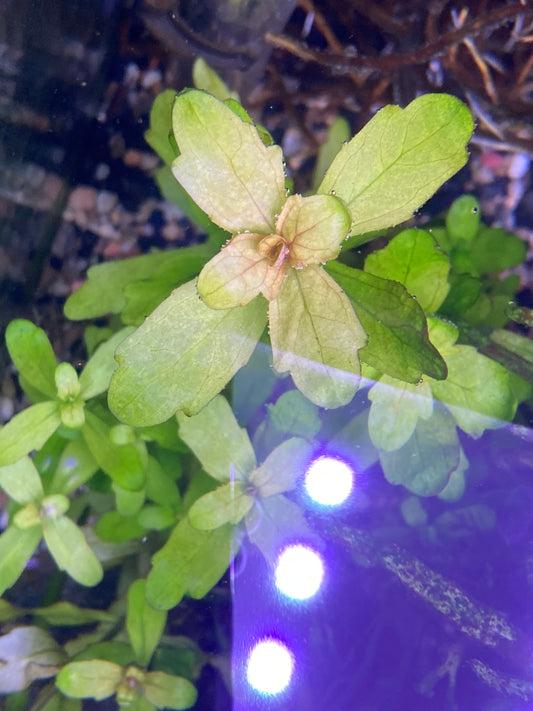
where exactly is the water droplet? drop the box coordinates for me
[330,189,336,195]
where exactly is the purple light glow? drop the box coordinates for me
[305,455,353,505]
[246,638,294,695]
[275,544,325,600]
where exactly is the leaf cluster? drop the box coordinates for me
[0,69,531,709]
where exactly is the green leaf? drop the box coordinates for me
[192,57,239,101]
[122,694,155,711]
[95,511,146,543]
[146,518,232,610]
[445,194,480,244]
[42,516,103,587]
[490,328,533,365]
[70,641,135,666]
[55,363,80,401]
[40,494,69,519]
[438,272,481,318]
[79,327,135,399]
[0,401,61,466]
[270,265,365,408]
[364,229,450,313]
[249,437,313,496]
[51,439,99,495]
[0,526,42,596]
[127,580,167,668]
[40,692,82,711]
[0,456,44,503]
[428,319,518,435]
[64,250,192,321]
[144,89,180,166]
[83,411,146,491]
[84,325,114,357]
[232,344,279,426]
[108,279,268,424]
[114,484,145,516]
[0,627,65,693]
[56,660,123,700]
[468,226,527,273]
[140,420,186,453]
[329,409,379,471]
[266,389,322,439]
[181,470,218,512]
[122,247,215,327]
[0,599,22,622]
[380,407,461,496]
[13,503,42,529]
[143,670,197,710]
[245,494,318,565]
[197,232,276,309]
[188,481,253,529]
[278,193,351,266]
[33,602,116,626]
[318,93,474,237]
[438,446,468,502]
[312,116,351,191]
[171,89,286,234]
[154,166,228,246]
[435,502,496,536]
[368,376,433,451]
[5,320,57,399]
[137,505,175,530]
[326,261,447,382]
[144,457,181,508]
[177,395,256,481]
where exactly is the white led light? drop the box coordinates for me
[246,639,294,695]
[275,545,324,600]
[305,456,353,505]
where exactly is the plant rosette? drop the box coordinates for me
[109,89,473,424]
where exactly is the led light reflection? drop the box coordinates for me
[246,639,294,695]
[305,455,353,505]
[275,544,324,600]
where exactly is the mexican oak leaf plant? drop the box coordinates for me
[108,89,474,424]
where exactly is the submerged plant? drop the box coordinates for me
[0,73,532,709]
[108,89,473,421]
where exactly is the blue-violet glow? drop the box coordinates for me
[305,455,353,505]
[246,639,294,695]
[275,544,324,600]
